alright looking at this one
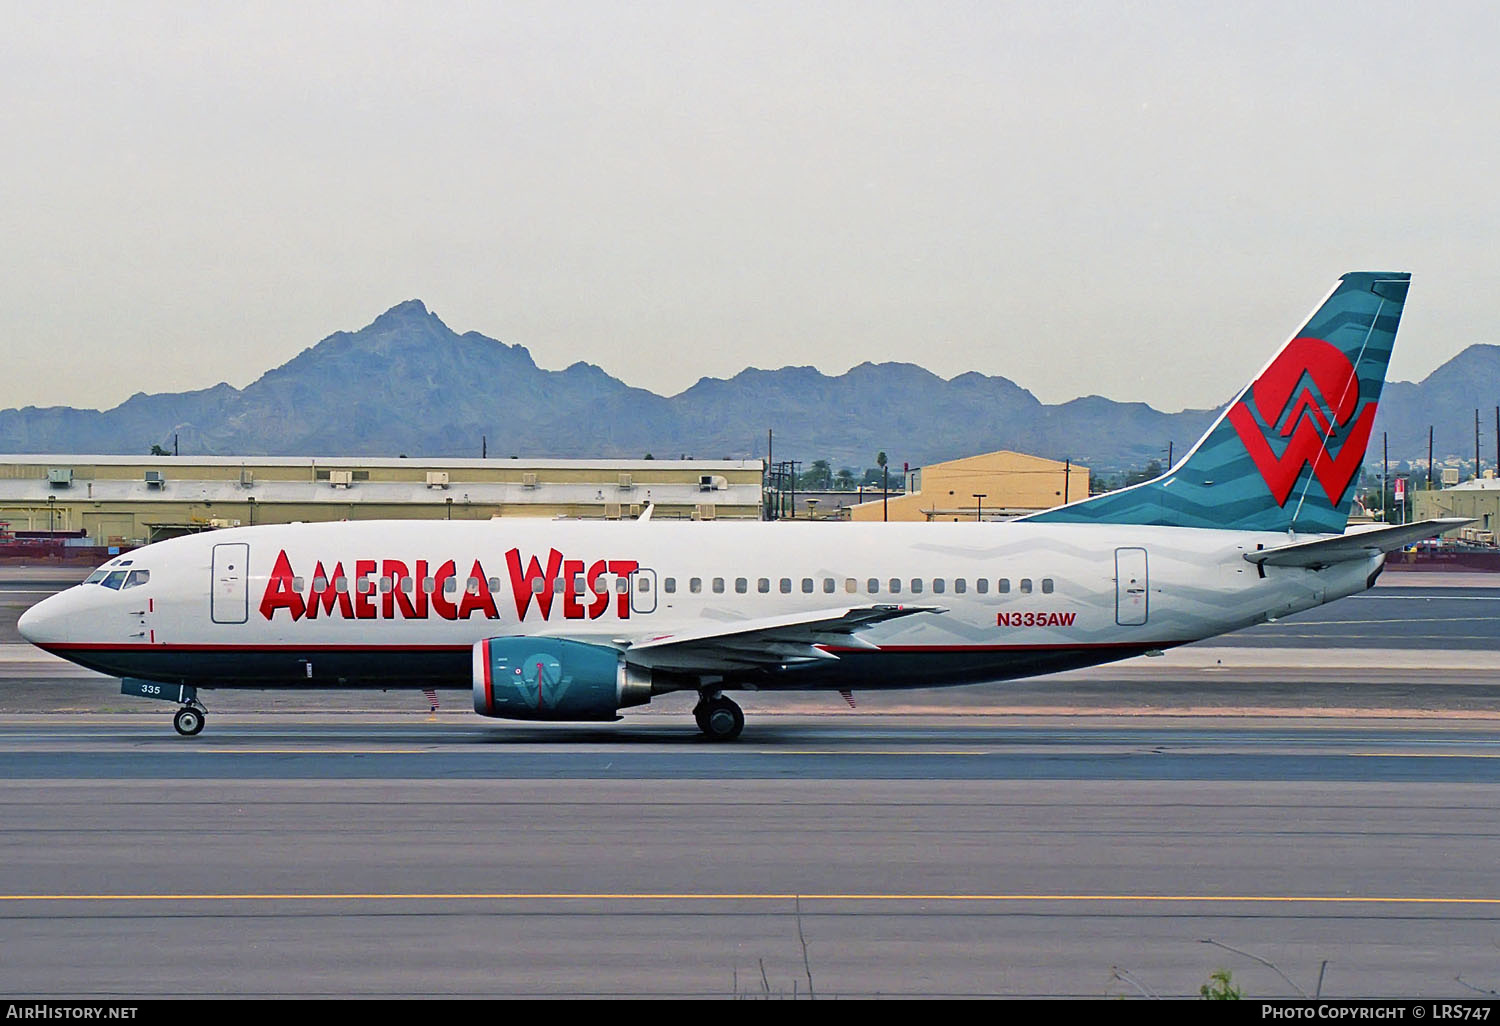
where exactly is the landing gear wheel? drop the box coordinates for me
[173,705,205,737]
[696,696,743,741]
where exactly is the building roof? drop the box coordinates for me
[0,454,759,471]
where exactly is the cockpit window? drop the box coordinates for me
[85,570,108,584]
[122,570,150,589]
[100,570,129,590]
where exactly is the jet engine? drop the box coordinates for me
[472,637,654,721]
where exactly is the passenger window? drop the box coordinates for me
[867,579,879,594]
[845,578,858,594]
[998,579,1010,594]
[1042,578,1054,594]
[443,578,458,595]
[123,570,151,589]
[976,579,989,594]
[553,577,565,594]
[573,574,586,595]
[801,578,813,594]
[758,578,770,593]
[335,577,349,594]
[100,570,128,590]
[401,578,414,594]
[823,578,835,594]
[909,579,922,593]
[532,578,546,594]
[640,577,652,592]
[888,578,901,594]
[780,578,792,594]
[379,576,392,594]
[954,579,967,594]
[356,577,372,595]
[663,578,676,594]
[1020,579,1033,594]
[489,578,503,594]
[467,577,482,596]
[690,578,702,594]
[291,576,303,592]
[712,577,725,593]
[735,577,748,594]
[422,577,436,595]
[932,579,945,594]
[616,576,630,593]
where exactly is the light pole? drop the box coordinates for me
[973,494,986,522]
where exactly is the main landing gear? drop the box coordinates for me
[693,693,744,741]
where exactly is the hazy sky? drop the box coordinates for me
[3,1,1497,414]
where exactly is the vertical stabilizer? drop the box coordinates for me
[1024,272,1410,533]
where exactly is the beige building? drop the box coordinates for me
[0,455,764,546]
[1412,476,1500,543]
[848,450,1089,522]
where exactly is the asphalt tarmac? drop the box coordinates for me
[1,566,1499,998]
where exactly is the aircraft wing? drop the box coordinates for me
[621,604,944,672]
[1244,518,1473,569]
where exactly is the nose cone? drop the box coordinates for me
[17,593,69,647]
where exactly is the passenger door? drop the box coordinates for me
[211,543,250,624]
[1115,547,1148,626]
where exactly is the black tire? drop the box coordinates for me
[173,706,205,737]
[699,697,743,741]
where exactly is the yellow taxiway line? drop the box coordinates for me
[0,892,1497,905]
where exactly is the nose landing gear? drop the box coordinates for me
[121,679,208,736]
[693,693,744,741]
[172,703,206,737]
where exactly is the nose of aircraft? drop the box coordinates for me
[17,593,68,647]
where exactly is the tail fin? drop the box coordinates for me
[1024,272,1410,533]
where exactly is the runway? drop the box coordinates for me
[1,567,1498,997]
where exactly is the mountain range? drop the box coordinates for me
[1,300,1494,474]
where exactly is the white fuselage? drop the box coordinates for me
[19,518,1379,694]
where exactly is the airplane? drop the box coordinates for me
[17,271,1467,739]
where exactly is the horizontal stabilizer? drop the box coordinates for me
[1244,518,1473,569]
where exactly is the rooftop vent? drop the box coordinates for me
[144,471,165,489]
[47,468,72,487]
[329,470,354,489]
[426,471,450,489]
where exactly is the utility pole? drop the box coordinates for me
[1428,425,1434,489]
[1166,441,1174,469]
[766,429,773,521]
[883,464,889,522]
[482,434,486,459]
[1382,432,1389,521]
[973,494,986,522]
[1063,459,1071,504]
[1477,408,1482,480]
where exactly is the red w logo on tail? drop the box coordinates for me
[1227,337,1376,508]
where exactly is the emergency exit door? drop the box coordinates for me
[1115,547,1148,626]
[631,568,657,615]
[211,543,250,624]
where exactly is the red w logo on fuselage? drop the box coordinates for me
[1226,337,1376,508]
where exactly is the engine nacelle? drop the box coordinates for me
[472,637,653,721]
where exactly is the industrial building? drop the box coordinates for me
[1413,476,1500,544]
[848,450,1089,522]
[0,455,764,547]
